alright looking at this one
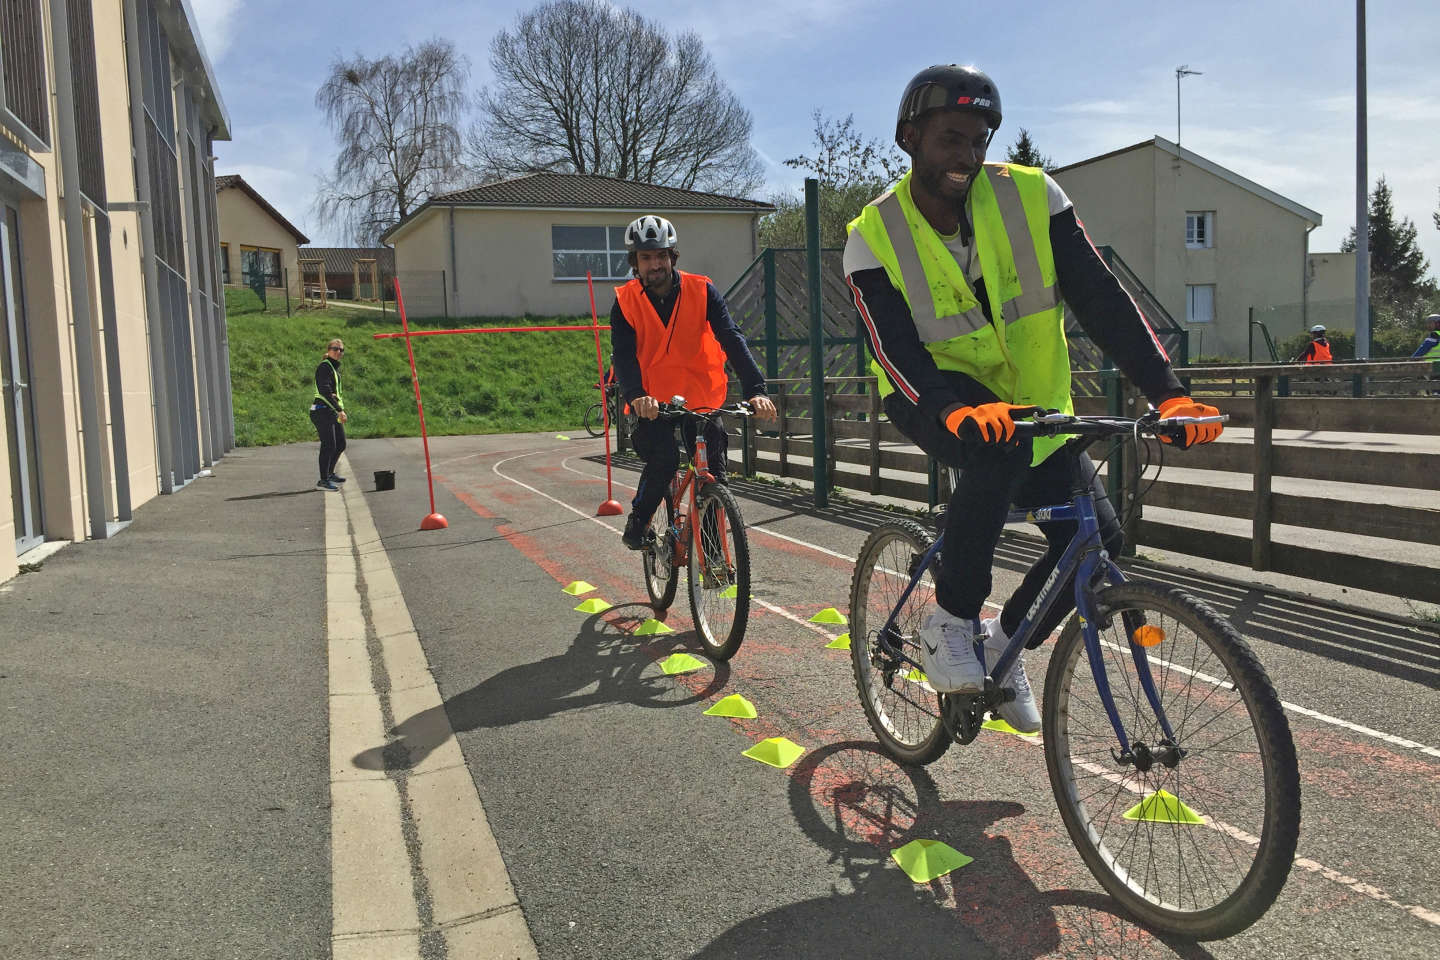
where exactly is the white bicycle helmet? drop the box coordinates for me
[624,215,678,251]
[1310,324,1326,334]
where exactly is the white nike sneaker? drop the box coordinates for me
[917,610,985,694]
[983,618,1041,734]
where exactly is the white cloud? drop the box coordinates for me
[186,0,244,64]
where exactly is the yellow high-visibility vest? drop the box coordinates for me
[848,163,1071,463]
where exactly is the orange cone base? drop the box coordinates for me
[420,513,449,530]
[597,499,624,516]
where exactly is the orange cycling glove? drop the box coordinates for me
[1156,396,1223,448]
[944,402,1038,444]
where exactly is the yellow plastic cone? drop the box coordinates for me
[1122,789,1204,824]
[555,434,570,440]
[891,839,972,882]
[702,694,758,719]
[982,717,1037,737]
[809,607,847,625]
[741,737,805,768]
[825,633,851,649]
[719,585,742,599]
[660,652,706,675]
[634,618,674,635]
[573,598,612,613]
[562,580,597,596]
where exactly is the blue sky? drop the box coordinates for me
[193,0,1440,276]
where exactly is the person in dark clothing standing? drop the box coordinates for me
[608,215,776,549]
[311,338,348,491]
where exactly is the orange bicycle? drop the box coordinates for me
[641,399,754,660]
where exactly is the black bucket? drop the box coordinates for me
[374,469,395,491]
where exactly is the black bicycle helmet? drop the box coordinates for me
[895,64,1003,149]
[624,215,678,252]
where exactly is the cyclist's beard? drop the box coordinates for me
[642,264,674,295]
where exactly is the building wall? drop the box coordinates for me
[1307,251,1356,306]
[1,0,230,584]
[1055,143,1313,360]
[215,188,301,295]
[393,207,761,317]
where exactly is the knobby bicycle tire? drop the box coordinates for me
[687,483,750,660]
[849,519,949,766]
[1043,581,1300,939]
[643,494,679,612]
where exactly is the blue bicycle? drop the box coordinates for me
[848,412,1300,939]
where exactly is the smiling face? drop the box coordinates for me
[904,109,992,216]
[635,248,676,295]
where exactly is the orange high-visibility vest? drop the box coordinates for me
[1305,340,1333,364]
[615,271,727,410]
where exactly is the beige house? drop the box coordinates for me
[0,0,230,583]
[381,173,774,318]
[215,174,308,296]
[1052,137,1324,360]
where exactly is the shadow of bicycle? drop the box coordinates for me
[353,603,729,772]
[690,742,1215,960]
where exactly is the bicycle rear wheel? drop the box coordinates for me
[849,519,949,766]
[642,495,679,612]
[687,483,750,660]
[584,402,606,438]
[1043,582,1300,939]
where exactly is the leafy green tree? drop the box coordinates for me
[1004,128,1055,172]
[1342,176,1434,328]
[759,112,906,248]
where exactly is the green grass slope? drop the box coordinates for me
[226,290,612,446]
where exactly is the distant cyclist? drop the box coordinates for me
[844,64,1220,732]
[1294,324,1333,364]
[608,215,776,550]
[1409,314,1440,359]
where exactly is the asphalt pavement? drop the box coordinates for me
[3,433,1438,959]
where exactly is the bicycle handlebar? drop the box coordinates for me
[1012,411,1228,441]
[656,398,755,420]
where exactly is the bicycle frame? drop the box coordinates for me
[662,422,733,573]
[875,441,1179,754]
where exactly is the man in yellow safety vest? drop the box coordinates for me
[845,64,1221,732]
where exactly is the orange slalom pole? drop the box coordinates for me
[588,271,623,517]
[393,278,447,530]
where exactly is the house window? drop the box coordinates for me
[1185,211,1214,249]
[551,225,631,281]
[219,243,230,283]
[240,245,281,286]
[1186,284,1215,324]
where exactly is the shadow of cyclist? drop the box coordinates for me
[690,741,1215,960]
[353,603,729,772]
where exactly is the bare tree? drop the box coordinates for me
[760,111,905,248]
[471,0,763,195]
[315,39,469,244]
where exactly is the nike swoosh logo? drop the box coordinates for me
[923,637,939,655]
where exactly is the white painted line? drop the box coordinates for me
[1070,756,1440,929]
[330,453,541,960]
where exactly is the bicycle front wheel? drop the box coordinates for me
[583,402,607,437]
[687,483,750,660]
[1043,582,1300,939]
[849,519,949,766]
[642,495,679,612]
